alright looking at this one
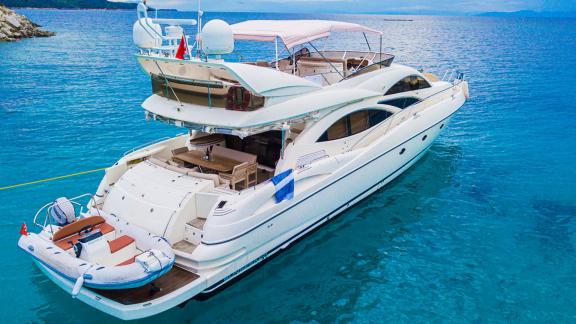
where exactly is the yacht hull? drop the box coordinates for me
[198,110,457,294]
[31,81,465,319]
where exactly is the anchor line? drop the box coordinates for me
[0,167,107,191]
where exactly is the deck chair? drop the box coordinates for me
[246,162,258,187]
[219,162,254,190]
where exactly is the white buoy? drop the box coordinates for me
[72,275,84,298]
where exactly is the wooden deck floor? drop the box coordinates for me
[89,266,199,305]
[173,239,198,253]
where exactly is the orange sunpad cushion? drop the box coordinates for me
[108,235,135,254]
[54,222,115,250]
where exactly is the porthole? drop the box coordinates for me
[400,148,406,155]
[422,135,428,141]
[440,124,445,129]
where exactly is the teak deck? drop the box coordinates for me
[90,266,199,305]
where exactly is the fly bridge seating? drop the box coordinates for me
[297,57,346,85]
[295,51,381,85]
[244,50,382,83]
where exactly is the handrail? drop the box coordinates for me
[32,193,102,234]
[123,136,172,157]
[151,18,197,26]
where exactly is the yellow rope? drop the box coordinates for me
[0,167,107,191]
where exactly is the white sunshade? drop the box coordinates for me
[230,20,382,49]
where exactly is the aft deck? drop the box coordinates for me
[89,266,199,305]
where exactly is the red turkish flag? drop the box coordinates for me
[20,222,28,236]
[175,36,187,60]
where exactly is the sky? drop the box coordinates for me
[148,0,576,14]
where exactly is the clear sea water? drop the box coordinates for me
[1,9,575,323]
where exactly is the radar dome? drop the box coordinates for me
[133,18,162,49]
[201,19,234,55]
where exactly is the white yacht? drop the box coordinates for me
[19,2,469,320]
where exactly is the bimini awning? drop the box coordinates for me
[231,20,382,49]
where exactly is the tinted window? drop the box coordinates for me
[378,97,420,109]
[385,75,430,95]
[368,110,392,126]
[320,117,348,142]
[318,109,393,142]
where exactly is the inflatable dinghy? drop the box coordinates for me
[18,197,175,295]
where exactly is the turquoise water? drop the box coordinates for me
[1,9,576,323]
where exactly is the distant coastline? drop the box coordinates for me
[10,7,177,11]
[0,4,54,41]
[0,0,134,10]
[476,10,576,18]
[10,7,131,10]
[3,4,575,18]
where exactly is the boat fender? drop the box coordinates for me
[136,249,164,273]
[71,271,93,298]
[72,275,84,298]
[462,82,470,100]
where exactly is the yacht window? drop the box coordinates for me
[349,111,370,135]
[378,97,420,109]
[385,75,430,95]
[368,109,392,127]
[318,109,393,142]
[323,117,348,141]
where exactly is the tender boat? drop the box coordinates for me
[19,0,469,319]
[18,196,175,294]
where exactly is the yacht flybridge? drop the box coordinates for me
[18,1,469,320]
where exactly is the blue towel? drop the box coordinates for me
[271,169,294,203]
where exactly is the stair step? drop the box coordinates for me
[187,218,206,230]
[173,240,198,254]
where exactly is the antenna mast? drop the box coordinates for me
[196,0,203,57]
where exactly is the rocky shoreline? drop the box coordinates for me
[0,4,54,41]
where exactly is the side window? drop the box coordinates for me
[318,116,348,142]
[317,109,393,142]
[368,109,392,126]
[378,97,420,109]
[385,75,430,95]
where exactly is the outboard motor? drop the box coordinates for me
[49,197,76,226]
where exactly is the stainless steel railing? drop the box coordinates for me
[32,193,102,234]
[123,136,173,157]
